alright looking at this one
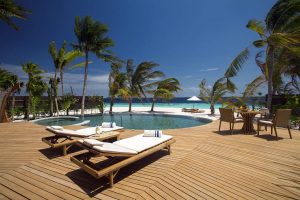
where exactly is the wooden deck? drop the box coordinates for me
[0,121,299,199]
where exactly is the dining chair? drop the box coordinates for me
[257,109,292,139]
[219,108,244,134]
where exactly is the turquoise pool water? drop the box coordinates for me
[35,114,211,130]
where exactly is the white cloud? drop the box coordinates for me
[183,75,193,79]
[199,68,219,72]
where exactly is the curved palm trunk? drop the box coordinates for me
[11,93,15,121]
[81,51,89,117]
[150,98,155,112]
[60,70,64,96]
[0,84,21,122]
[210,103,215,115]
[109,97,114,114]
[267,47,274,112]
[49,87,53,116]
[128,98,132,112]
[27,92,31,121]
[54,87,59,117]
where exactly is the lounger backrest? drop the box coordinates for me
[219,108,234,122]
[274,109,291,127]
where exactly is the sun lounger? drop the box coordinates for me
[70,133,175,187]
[182,108,204,113]
[42,125,123,155]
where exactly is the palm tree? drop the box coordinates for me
[108,62,127,114]
[146,78,181,112]
[0,0,31,30]
[199,78,228,115]
[0,68,22,122]
[49,41,83,96]
[73,16,114,117]
[125,59,165,112]
[224,0,300,110]
[22,62,47,120]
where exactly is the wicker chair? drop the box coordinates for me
[257,109,292,139]
[219,108,243,134]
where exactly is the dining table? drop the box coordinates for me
[236,110,262,134]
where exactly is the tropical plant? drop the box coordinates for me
[61,93,78,115]
[22,62,47,120]
[224,0,300,110]
[0,0,31,30]
[146,78,181,112]
[0,68,18,90]
[49,41,84,96]
[125,59,165,112]
[108,62,127,113]
[199,78,228,115]
[72,16,114,117]
[0,68,22,122]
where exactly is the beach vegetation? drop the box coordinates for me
[146,78,181,112]
[0,68,23,122]
[108,62,127,114]
[22,62,47,120]
[224,0,300,111]
[73,16,114,117]
[199,78,228,115]
[0,0,31,30]
[125,59,165,112]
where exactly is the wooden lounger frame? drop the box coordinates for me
[42,135,77,156]
[42,132,120,156]
[70,138,175,188]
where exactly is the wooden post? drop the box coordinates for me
[109,172,114,188]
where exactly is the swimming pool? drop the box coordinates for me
[34,113,211,130]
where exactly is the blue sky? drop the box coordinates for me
[0,0,276,97]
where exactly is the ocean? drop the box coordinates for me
[103,97,222,109]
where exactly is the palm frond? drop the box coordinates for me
[242,75,266,98]
[68,61,92,70]
[266,0,300,32]
[246,19,266,36]
[0,0,31,30]
[255,51,267,78]
[253,40,267,48]
[225,48,249,78]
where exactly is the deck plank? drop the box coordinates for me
[0,121,299,199]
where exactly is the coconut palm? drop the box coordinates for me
[146,78,181,112]
[108,62,127,114]
[125,59,165,112]
[0,0,31,30]
[224,0,300,110]
[49,41,83,96]
[199,78,228,115]
[73,16,114,117]
[22,62,47,120]
[0,68,22,122]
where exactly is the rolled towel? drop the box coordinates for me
[50,125,64,130]
[143,130,162,137]
[101,122,116,128]
[83,139,105,148]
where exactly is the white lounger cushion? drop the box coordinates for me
[114,134,173,153]
[46,126,95,137]
[80,134,173,155]
[75,126,123,135]
[93,143,138,155]
[50,125,64,130]
[83,139,104,148]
